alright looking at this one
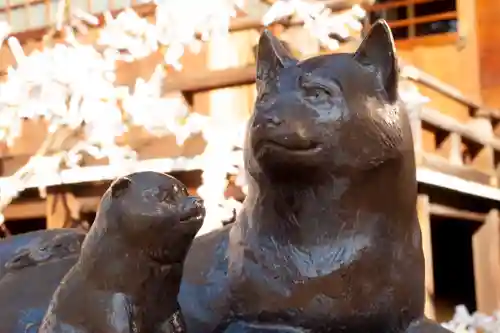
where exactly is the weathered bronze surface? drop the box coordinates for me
[0,229,83,278]
[0,19,451,333]
[178,20,451,333]
[38,171,205,332]
[0,229,84,333]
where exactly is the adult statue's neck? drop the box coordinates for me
[242,159,418,246]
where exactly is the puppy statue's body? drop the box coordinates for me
[39,171,205,333]
[179,20,451,333]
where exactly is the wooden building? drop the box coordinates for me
[2,0,500,322]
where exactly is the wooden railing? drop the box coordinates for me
[364,0,458,41]
[400,64,500,188]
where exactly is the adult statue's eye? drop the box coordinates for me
[303,86,332,100]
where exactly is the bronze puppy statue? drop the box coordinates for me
[39,171,205,333]
[178,20,452,333]
[0,229,85,333]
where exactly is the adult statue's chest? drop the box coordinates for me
[226,231,374,324]
[179,224,385,333]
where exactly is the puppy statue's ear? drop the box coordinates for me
[111,176,132,199]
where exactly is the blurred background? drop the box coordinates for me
[1,0,499,330]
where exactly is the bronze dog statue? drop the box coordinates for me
[178,20,451,333]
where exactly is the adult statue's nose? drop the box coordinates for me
[263,115,282,127]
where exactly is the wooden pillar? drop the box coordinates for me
[45,188,81,229]
[472,209,500,313]
[417,194,436,319]
[196,30,258,236]
[455,0,482,102]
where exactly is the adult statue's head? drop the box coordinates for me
[245,20,414,185]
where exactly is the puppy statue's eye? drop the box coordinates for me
[162,191,174,202]
[179,186,189,196]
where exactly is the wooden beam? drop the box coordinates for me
[429,203,486,223]
[0,156,203,196]
[4,200,51,220]
[473,209,500,313]
[3,196,101,221]
[419,152,493,186]
[421,108,500,151]
[417,194,436,319]
[164,66,256,94]
[416,167,500,201]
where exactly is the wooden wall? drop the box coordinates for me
[399,0,500,108]
[475,0,500,107]
[396,0,481,101]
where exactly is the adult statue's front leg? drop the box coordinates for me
[406,318,453,333]
[221,321,310,333]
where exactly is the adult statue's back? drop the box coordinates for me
[0,229,84,333]
[178,20,451,333]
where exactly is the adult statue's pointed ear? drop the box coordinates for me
[256,30,297,83]
[354,20,398,102]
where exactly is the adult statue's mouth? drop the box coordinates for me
[260,139,322,155]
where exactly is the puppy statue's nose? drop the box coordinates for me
[182,196,204,211]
